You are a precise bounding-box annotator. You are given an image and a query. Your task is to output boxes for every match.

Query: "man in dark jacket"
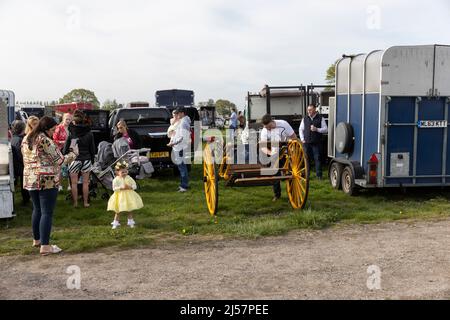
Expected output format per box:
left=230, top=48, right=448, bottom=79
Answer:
left=10, top=120, right=30, bottom=205
left=299, top=104, right=328, bottom=180
left=63, top=110, right=96, bottom=208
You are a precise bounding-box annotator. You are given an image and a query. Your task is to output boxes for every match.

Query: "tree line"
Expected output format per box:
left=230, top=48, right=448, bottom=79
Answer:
left=17, top=63, right=337, bottom=114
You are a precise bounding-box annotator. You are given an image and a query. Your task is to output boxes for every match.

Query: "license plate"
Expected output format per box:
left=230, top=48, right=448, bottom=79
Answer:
left=149, top=152, right=170, bottom=159
left=418, top=120, right=447, bottom=128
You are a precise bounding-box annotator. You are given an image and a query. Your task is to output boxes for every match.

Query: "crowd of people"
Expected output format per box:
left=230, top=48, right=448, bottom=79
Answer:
left=8, top=104, right=326, bottom=256
left=9, top=110, right=146, bottom=256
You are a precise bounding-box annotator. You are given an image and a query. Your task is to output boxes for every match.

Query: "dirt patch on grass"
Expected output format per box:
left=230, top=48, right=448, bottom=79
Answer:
left=0, top=218, right=449, bottom=300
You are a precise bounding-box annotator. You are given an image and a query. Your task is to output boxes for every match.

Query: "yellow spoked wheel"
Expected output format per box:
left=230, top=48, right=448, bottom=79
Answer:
left=284, top=140, right=309, bottom=209
left=218, top=156, right=230, bottom=180
left=203, top=144, right=218, bottom=216
left=218, top=143, right=231, bottom=180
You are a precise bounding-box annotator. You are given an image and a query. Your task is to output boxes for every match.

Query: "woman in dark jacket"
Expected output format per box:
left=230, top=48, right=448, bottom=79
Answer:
left=63, top=110, right=96, bottom=208
left=10, top=120, right=30, bottom=205
left=114, top=120, right=143, bottom=150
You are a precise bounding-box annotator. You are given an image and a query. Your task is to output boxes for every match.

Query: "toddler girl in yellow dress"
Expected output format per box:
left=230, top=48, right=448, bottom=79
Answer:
left=108, top=161, right=144, bottom=229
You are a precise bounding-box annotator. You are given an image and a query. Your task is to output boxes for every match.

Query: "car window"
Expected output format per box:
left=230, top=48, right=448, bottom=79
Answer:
left=116, top=109, right=170, bottom=126
left=109, top=110, right=116, bottom=128
left=84, top=111, right=109, bottom=129
left=165, top=107, right=199, bottom=123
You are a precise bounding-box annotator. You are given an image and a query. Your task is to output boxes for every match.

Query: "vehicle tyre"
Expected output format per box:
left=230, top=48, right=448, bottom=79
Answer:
left=329, top=162, right=344, bottom=190
left=341, top=166, right=358, bottom=196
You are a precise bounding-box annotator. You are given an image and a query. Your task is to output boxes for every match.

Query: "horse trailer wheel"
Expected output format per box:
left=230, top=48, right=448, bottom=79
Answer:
left=341, top=166, right=357, bottom=196
left=329, top=162, right=344, bottom=190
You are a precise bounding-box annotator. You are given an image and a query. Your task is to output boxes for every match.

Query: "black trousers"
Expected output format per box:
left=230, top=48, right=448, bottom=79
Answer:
left=273, top=157, right=286, bottom=198
left=304, top=143, right=323, bottom=178
left=15, top=175, right=30, bottom=204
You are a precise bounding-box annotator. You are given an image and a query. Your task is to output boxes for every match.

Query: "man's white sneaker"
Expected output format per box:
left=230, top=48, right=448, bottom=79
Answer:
left=127, top=219, right=136, bottom=228
left=178, top=187, right=188, bottom=193
left=111, top=221, right=120, bottom=229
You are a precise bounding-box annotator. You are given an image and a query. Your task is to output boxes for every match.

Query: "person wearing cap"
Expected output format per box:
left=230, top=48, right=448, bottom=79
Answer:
left=167, top=107, right=191, bottom=192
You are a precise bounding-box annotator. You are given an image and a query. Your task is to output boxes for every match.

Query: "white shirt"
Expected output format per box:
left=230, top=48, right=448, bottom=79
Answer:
left=170, top=116, right=191, bottom=152
left=260, top=120, right=295, bottom=143
left=260, top=120, right=296, bottom=155
left=299, top=114, right=328, bottom=143
left=237, top=125, right=251, bottom=145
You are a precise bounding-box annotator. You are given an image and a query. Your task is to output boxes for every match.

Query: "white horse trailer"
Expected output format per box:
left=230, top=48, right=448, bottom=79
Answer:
left=0, top=97, right=15, bottom=219
left=0, top=90, right=16, bottom=125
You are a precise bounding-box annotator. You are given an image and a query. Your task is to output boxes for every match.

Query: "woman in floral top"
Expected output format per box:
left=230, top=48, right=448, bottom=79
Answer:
left=22, top=116, right=76, bottom=256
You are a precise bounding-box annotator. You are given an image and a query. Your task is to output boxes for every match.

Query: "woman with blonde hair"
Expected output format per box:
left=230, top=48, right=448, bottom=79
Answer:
left=22, top=116, right=77, bottom=255
left=25, top=116, right=39, bottom=135
left=53, top=113, right=72, bottom=150
left=114, top=120, right=142, bottom=149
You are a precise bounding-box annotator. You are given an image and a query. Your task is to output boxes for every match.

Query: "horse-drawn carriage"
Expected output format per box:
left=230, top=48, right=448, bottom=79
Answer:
left=202, top=138, right=310, bottom=216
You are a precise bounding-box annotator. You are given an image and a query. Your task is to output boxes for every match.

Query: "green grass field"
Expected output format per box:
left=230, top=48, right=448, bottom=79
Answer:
left=1, top=165, right=450, bottom=256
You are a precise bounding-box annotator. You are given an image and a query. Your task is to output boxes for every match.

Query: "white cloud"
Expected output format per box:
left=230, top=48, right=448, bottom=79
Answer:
left=0, top=0, right=449, bottom=107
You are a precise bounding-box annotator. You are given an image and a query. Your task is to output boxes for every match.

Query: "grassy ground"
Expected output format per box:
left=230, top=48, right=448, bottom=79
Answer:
left=1, top=165, right=450, bottom=256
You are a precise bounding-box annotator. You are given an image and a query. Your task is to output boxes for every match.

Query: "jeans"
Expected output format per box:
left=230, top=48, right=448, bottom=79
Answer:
left=304, top=143, right=323, bottom=178
left=177, top=150, right=189, bottom=189
left=29, top=188, right=58, bottom=245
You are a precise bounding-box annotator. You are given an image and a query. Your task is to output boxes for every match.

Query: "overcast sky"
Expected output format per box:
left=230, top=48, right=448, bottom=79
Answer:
left=1, top=0, right=449, bottom=108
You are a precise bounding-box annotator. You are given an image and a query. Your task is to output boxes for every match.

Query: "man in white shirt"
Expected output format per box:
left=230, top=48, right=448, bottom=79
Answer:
left=260, top=114, right=297, bottom=201
left=168, top=107, right=191, bottom=192
left=299, top=104, right=328, bottom=180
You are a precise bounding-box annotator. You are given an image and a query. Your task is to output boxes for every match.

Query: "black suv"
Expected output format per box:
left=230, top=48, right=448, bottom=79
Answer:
left=109, top=107, right=173, bottom=170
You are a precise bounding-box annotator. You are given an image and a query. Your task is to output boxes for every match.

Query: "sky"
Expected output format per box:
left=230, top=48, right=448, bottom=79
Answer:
left=0, top=0, right=449, bottom=108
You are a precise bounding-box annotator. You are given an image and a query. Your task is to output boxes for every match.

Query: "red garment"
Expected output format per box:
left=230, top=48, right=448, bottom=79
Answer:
left=53, top=124, right=68, bottom=150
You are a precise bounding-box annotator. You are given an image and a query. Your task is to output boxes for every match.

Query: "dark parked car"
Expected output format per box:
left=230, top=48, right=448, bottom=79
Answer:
left=109, top=107, right=173, bottom=170
left=83, top=110, right=111, bottom=146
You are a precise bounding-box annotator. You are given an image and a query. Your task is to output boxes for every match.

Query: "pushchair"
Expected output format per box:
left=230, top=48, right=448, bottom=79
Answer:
left=66, top=140, right=153, bottom=202
left=91, top=139, right=153, bottom=197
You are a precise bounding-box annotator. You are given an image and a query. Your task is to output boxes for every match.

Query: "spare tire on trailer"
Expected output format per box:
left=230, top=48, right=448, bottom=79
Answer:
left=335, top=122, right=354, bottom=154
